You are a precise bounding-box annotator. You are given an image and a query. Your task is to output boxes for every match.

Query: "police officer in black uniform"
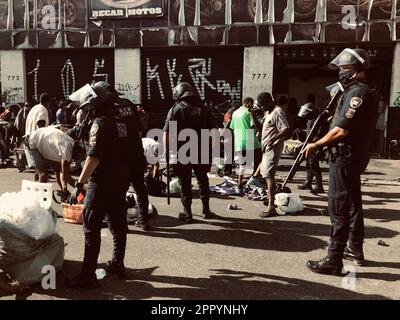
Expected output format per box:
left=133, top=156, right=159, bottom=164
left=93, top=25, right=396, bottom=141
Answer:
left=303, top=48, right=379, bottom=274
left=96, top=82, right=150, bottom=231
left=66, top=82, right=131, bottom=288
left=163, top=82, right=217, bottom=223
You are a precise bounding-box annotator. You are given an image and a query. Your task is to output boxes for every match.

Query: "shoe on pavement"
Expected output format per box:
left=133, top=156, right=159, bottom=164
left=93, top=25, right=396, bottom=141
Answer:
left=310, top=184, right=324, bottom=194
left=306, top=256, right=344, bottom=276
left=203, top=210, right=218, bottom=219
left=298, top=181, right=312, bottom=190
left=319, top=209, right=329, bottom=216
left=135, top=218, right=150, bottom=231
left=65, top=272, right=99, bottom=289
left=105, top=260, right=126, bottom=279
left=178, top=212, right=193, bottom=223
left=259, top=209, right=278, bottom=218
left=247, top=176, right=264, bottom=189
left=343, top=245, right=365, bottom=266
left=235, top=187, right=243, bottom=196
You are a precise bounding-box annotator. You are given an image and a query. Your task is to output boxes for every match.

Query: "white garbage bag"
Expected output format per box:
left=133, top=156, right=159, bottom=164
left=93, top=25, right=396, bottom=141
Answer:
left=275, top=193, right=304, bottom=215
left=0, top=191, right=56, bottom=240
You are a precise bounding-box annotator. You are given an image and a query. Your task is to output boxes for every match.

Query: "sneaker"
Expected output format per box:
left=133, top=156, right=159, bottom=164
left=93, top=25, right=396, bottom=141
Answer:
left=105, top=260, right=126, bottom=279
left=235, top=187, right=243, bottom=196
left=247, top=176, right=264, bottom=188
left=343, top=246, right=364, bottom=266
left=203, top=210, right=218, bottom=219
left=306, top=256, right=344, bottom=276
left=310, top=184, right=324, bottom=194
left=135, top=218, right=150, bottom=231
left=178, top=212, right=193, bottom=223
left=65, top=272, right=99, bottom=289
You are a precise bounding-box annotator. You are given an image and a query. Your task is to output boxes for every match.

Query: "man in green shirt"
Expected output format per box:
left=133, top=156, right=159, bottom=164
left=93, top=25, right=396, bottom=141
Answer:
left=230, top=97, right=262, bottom=195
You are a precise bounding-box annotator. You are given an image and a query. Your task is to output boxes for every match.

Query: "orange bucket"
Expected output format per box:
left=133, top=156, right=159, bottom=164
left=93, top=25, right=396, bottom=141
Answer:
left=62, top=203, right=84, bottom=224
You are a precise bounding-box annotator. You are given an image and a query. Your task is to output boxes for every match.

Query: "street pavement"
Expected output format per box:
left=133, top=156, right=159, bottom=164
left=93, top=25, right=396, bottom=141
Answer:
left=0, top=157, right=399, bottom=300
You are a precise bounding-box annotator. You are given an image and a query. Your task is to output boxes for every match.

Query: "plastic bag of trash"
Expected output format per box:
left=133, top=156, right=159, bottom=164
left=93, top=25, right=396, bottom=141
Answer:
left=0, top=219, right=64, bottom=285
left=169, top=178, right=181, bottom=195
left=126, top=192, right=158, bottom=224
left=0, top=192, right=56, bottom=240
left=275, top=193, right=304, bottom=215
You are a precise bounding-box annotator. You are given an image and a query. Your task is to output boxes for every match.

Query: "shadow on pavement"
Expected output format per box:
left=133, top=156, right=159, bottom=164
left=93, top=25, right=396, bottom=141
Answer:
left=362, top=191, right=400, bottom=199
left=277, top=164, right=385, bottom=176
left=7, top=262, right=389, bottom=300
left=354, top=272, right=400, bottom=282
left=364, top=208, right=400, bottom=222
left=299, top=194, right=400, bottom=206
left=131, top=215, right=398, bottom=252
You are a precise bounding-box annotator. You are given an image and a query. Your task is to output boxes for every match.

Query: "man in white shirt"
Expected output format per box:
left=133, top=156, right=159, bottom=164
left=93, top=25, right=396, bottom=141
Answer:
left=25, top=93, right=50, bottom=136
left=142, top=137, right=162, bottom=178
left=28, top=126, right=80, bottom=195
left=24, top=93, right=51, bottom=170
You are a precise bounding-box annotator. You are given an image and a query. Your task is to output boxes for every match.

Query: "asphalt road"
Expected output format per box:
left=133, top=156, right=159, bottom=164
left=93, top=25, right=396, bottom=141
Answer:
left=0, top=158, right=399, bottom=300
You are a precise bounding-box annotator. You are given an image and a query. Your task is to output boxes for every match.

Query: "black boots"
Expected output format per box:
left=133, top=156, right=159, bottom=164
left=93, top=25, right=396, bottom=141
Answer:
left=311, top=182, right=324, bottom=194
left=178, top=201, right=216, bottom=222
left=135, top=215, right=150, bottom=231
left=65, top=272, right=99, bottom=289
left=298, top=181, right=312, bottom=190
left=343, top=245, right=365, bottom=266
left=178, top=207, right=193, bottom=223
left=105, top=260, right=126, bottom=278
left=298, top=181, right=325, bottom=193
left=306, top=255, right=344, bottom=276
left=202, top=200, right=217, bottom=219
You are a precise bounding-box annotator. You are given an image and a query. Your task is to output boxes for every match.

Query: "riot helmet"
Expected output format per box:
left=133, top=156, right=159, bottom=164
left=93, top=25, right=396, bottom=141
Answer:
left=69, top=84, right=97, bottom=109
left=325, top=82, right=344, bottom=97
left=93, top=81, right=123, bottom=97
left=172, top=82, right=195, bottom=101
left=69, top=82, right=115, bottom=115
left=328, top=48, right=370, bottom=71
left=297, top=103, right=316, bottom=119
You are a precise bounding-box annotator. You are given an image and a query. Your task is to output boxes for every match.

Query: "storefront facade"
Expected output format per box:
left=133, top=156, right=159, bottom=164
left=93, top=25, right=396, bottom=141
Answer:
left=0, top=0, right=399, bottom=155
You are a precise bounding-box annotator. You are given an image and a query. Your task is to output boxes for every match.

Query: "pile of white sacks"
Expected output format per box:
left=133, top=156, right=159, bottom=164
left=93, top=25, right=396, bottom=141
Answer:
left=0, top=187, right=64, bottom=286
left=0, top=191, right=57, bottom=240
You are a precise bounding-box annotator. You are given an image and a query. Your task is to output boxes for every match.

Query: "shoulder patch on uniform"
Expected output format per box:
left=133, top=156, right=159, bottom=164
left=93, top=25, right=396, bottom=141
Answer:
left=89, top=136, right=97, bottom=146
left=350, top=97, right=363, bottom=109
left=90, top=123, right=99, bottom=135
left=346, top=108, right=356, bottom=119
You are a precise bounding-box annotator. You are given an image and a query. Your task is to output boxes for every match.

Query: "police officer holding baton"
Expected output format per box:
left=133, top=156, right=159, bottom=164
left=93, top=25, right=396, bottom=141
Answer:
left=303, top=48, right=379, bottom=275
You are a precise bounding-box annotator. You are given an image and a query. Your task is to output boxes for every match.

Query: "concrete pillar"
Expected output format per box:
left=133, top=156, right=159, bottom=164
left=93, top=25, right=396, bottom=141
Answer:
left=390, top=43, right=400, bottom=107
left=114, top=49, right=141, bottom=104
left=242, top=46, right=274, bottom=100
left=0, top=50, right=26, bottom=105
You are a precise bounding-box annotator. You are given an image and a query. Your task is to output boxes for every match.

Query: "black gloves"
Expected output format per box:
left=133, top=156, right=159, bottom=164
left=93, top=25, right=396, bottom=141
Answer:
left=70, top=182, right=84, bottom=205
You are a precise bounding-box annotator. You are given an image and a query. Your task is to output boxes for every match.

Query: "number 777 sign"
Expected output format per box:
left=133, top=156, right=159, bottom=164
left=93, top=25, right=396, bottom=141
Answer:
left=243, top=47, right=274, bottom=100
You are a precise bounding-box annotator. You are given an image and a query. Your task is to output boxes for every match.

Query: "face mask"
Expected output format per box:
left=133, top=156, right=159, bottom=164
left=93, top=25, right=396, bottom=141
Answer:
left=339, top=70, right=355, bottom=84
